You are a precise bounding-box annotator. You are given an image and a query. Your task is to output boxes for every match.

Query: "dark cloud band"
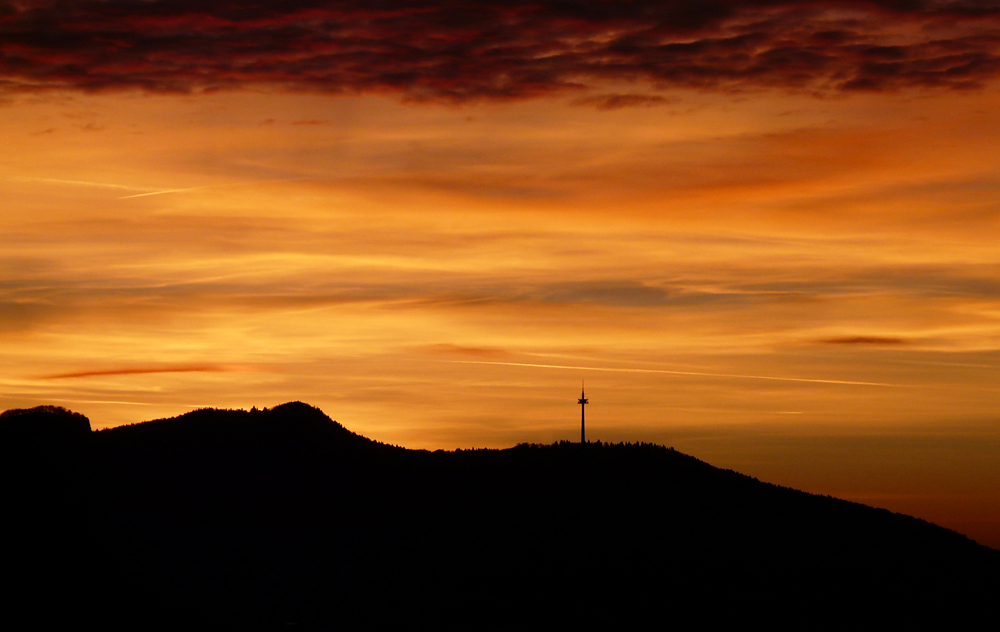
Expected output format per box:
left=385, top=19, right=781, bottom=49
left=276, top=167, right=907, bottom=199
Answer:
left=2, top=1, right=1000, bottom=100
left=816, top=336, right=910, bottom=346
left=39, top=364, right=245, bottom=379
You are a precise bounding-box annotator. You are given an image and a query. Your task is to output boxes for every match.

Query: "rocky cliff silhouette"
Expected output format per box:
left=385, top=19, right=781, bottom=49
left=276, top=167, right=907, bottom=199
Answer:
left=2, top=401, right=997, bottom=627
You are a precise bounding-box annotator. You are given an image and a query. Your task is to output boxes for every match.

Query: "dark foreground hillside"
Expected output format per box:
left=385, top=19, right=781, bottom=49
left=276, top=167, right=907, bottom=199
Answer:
left=3, top=402, right=998, bottom=627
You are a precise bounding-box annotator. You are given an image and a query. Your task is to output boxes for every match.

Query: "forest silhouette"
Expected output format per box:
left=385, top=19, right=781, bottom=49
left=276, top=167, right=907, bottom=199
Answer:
left=2, top=401, right=997, bottom=627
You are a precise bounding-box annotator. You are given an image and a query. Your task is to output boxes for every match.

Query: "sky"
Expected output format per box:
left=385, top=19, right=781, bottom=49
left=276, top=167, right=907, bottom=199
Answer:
left=2, top=1, right=1000, bottom=546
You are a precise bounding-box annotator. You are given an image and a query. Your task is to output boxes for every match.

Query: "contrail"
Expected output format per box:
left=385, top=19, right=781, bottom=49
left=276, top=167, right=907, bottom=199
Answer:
left=447, top=360, right=905, bottom=387
left=118, top=177, right=304, bottom=199
left=11, top=174, right=289, bottom=199
left=118, top=185, right=215, bottom=199
left=14, top=176, right=145, bottom=192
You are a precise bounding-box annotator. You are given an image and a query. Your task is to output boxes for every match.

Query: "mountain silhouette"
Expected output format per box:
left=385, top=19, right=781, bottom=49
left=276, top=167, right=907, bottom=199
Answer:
left=2, top=402, right=997, bottom=627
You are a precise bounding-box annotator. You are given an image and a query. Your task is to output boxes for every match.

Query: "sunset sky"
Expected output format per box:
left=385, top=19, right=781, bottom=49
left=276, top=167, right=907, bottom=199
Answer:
left=2, top=1, right=999, bottom=546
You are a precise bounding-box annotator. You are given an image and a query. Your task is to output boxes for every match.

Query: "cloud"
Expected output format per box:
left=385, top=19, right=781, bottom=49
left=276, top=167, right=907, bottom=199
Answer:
left=39, top=363, right=250, bottom=379
left=522, top=280, right=747, bottom=308
left=2, top=1, right=999, bottom=102
left=815, top=336, right=910, bottom=346
left=424, top=343, right=511, bottom=358
left=572, top=93, right=673, bottom=110
left=0, top=300, right=48, bottom=333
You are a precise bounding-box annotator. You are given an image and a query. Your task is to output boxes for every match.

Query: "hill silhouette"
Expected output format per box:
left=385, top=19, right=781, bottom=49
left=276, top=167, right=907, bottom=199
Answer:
left=2, top=401, right=997, bottom=627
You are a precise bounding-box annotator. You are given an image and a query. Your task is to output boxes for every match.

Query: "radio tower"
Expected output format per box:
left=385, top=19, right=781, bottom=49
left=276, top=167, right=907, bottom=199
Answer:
left=578, top=382, right=588, bottom=443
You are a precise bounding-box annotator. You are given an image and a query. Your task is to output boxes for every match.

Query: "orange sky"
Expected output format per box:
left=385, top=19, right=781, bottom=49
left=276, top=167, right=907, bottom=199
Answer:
left=2, top=1, right=999, bottom=547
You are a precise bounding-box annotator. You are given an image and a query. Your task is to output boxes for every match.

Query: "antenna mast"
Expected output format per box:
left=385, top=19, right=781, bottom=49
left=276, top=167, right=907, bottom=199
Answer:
left=578, top=381, right=588, bottom=443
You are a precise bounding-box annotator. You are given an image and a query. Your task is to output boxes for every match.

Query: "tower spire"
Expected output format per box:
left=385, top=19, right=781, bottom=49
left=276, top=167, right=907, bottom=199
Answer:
left=578, top=381, right=588, bottom=443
